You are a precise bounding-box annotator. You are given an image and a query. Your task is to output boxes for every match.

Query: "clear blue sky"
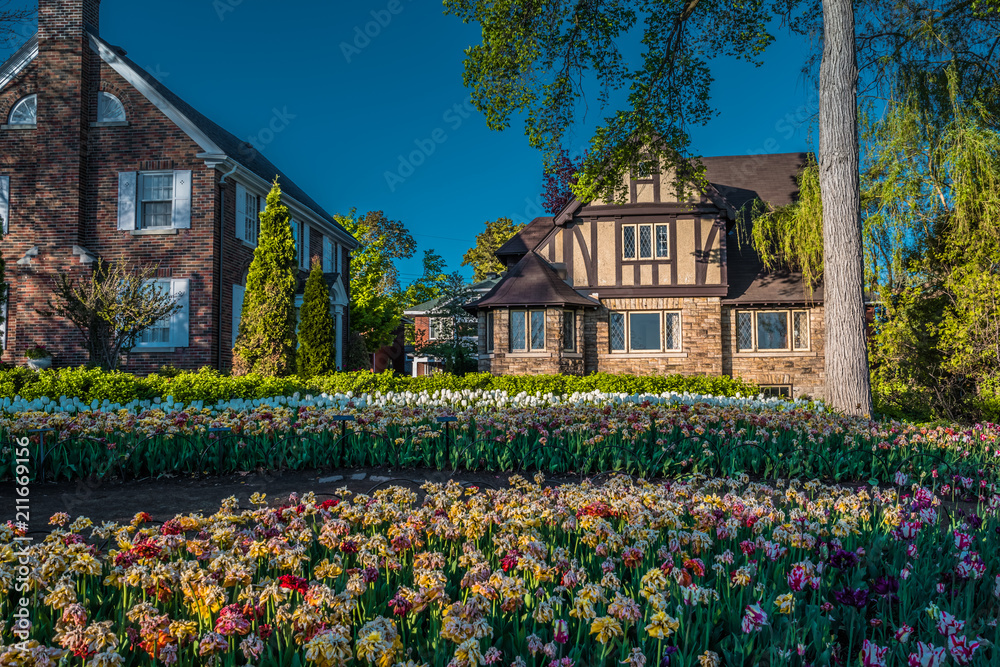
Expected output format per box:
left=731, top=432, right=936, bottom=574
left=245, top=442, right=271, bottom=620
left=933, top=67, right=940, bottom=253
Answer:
left=4, top=1, right=818, bottom=282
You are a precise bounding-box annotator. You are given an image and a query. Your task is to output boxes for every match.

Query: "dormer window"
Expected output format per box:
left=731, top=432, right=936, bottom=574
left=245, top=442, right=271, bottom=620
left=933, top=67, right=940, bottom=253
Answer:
left=97, top=92, right=126, bottom=123
left=8, top=95, right=36, bottom=126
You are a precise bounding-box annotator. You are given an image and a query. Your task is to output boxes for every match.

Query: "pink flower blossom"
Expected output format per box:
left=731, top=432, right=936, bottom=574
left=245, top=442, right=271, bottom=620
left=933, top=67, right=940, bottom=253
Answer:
left=741, top=603, right=768, bottom=633
left=907, top=643, right=947, bottom=667
left=936, top=611, right=965, bottom=637
left=947, top=636, right=981, bottom=665
left=861, top=640, right=888, bottom=667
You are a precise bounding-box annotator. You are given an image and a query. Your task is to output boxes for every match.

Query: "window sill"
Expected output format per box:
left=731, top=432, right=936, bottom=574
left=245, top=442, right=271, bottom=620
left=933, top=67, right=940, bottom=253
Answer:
left=133, top=347, right=176, bottom=353
left=131, top=228, right=179, bottom=236
left=91, top=121, right=129, bottom=128
left=238, top=239, right=258, bottom=249
left=1, top=124, right=35, bottom=130
left=604, top=351, right=687, bottom=358
left=734, top=351, right=816, bottom=357
left=562, top=352, right=583, bottom=358
left=505, top=352, right=553, bottom=358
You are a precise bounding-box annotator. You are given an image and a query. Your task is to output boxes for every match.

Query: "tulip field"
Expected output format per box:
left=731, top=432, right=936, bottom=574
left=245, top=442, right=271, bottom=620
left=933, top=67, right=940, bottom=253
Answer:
left=1, top=390, right=999, bottom=486
left=2, top=389, right=1000, bottom=665
left=2, top=473, right=1000, bottom=666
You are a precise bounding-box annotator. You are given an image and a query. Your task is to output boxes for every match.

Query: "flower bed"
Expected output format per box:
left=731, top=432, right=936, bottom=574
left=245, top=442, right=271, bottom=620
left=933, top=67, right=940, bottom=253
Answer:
left=2, top=395, right=999, bottom=485
left=2, top=475, right=998, bottom=666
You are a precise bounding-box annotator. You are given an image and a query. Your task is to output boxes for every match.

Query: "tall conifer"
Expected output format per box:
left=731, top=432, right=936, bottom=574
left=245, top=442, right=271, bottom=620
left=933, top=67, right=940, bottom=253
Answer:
left=233, top=181, right=298, bottom=376
left=297, top=262, right=337, bottom=378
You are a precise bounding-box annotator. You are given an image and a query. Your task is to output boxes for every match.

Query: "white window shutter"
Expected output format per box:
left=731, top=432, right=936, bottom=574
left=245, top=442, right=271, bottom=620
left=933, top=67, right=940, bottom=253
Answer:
left=302, top=223, right=310, bottom=269
left=232, top=284, right=245, bottom=348
left=0, top=176, right=9, bottom=234
left=291, top=219, right=299, bottom=257
left=335, top=242, right=340, bottom=273
left=117, top=172, right=137, bottom=230
left=170, top=278, right=190, bottom=347
left=235, top=183, right=247, bottom=242
left=323, top=236, right=332, bottom=272
left=172, top=170, right=192, bottom=228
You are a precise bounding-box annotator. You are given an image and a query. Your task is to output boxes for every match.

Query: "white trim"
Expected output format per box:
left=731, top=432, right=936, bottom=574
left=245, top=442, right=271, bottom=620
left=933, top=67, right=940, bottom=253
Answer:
left=87, top=32, right=358, bottom=250
left=220, top=162, right=358, bottom=248
left=329, top=278, right=348, bottom=306
left=0, top=36, right=37, bottom=92
left=89, top=34, right=223, bottom=155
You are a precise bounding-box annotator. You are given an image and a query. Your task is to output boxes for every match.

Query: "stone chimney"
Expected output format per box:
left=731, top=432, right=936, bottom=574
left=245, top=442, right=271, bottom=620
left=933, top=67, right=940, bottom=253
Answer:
left=34, top=0, right=101, bottom=249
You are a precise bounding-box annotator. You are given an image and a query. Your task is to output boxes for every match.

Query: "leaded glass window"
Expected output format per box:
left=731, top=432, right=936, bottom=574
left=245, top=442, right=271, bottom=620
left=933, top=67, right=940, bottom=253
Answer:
left=510, top=311, right=527, bottom=351
left=609, top=313, right=626, bottom=351
left=793, top=311, right=809, bottom=350
left=563, top=311, right=575, bottom=351
left=737, top=312, right=754, bottom=351
left=622, top=226, right=636, bottom=260
left=530, top=310, right=545, bottom=350
left=655, top=224, right=669, bottom=258
left=486, top=312, right=495, bottom=353
left=664, top=312, right=681, bottom=350
left=639, top=225, right=652, bottom=259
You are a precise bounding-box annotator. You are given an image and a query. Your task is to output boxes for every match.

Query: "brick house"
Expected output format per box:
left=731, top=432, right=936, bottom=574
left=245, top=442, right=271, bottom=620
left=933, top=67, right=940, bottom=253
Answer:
left=0, top=0, right=358, bottom=373
left=467, top=153, right=827, bottom=399
left=403, top=276, right=499, bottom=376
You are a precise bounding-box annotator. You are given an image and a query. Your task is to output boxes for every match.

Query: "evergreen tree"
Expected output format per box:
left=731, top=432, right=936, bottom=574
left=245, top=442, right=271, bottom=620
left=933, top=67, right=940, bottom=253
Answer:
left=297, top=261, right=337, bottom=378
left=233, top=180, right=298, bottom=377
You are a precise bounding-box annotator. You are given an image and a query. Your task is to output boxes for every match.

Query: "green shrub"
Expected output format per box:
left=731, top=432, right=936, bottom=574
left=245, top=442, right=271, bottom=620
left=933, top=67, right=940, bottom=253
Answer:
left=0, top=367, right=762, bottom=404
left=297, top=263, right=337, bottom=379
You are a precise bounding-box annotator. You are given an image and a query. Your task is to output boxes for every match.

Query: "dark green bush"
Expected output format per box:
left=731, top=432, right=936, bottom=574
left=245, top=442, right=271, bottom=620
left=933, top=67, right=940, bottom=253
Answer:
left=0, top=366, right=762, bottom=404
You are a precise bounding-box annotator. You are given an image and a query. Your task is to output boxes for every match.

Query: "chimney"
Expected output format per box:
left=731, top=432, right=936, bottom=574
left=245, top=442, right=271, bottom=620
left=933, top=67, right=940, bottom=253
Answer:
left=34, top=0, right=101, bottom=250
left=38, top=0, right=100, bottom=39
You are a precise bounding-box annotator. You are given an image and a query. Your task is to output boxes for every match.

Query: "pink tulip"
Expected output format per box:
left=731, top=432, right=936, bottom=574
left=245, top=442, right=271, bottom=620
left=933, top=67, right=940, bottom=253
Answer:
left=907, top=642, right=947, bottom=667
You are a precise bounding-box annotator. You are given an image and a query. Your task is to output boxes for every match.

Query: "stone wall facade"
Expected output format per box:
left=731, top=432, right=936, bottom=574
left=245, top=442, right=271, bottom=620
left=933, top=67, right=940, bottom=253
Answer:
left=721, top=304, right=826, bottom=399
left=592, top=297, right=723, bottom=376
left=478, top=298, right=827, bottom=399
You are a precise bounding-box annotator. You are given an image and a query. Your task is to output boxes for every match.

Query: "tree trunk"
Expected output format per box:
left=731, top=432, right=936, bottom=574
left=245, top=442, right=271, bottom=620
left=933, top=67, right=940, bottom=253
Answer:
left=819, top=0, right=874, bottom=417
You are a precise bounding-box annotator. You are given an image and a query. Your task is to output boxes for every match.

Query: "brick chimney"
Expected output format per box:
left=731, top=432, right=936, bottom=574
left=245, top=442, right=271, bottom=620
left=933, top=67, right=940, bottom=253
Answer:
left=38, top=0, right=100, bottom=40
left=34, top=0, right=101, bottom=249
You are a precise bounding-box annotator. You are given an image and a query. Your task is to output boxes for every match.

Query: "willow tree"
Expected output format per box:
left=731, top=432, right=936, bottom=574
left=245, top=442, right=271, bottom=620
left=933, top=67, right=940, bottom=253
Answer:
left=444, top=0, right=873, bottom=415
left=866, top=79, right=1000, bottom=419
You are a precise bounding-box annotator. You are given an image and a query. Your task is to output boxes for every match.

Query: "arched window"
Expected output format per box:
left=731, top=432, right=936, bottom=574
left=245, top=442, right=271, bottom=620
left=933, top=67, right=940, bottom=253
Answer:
left=8, top=94, right=36, bottom=125
left=97, top=92, right=126, bottom=123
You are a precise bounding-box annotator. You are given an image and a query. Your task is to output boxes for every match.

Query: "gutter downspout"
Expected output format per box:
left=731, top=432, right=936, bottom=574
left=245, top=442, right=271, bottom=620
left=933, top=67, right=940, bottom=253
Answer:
left=217, top=163, right=239, bottom=371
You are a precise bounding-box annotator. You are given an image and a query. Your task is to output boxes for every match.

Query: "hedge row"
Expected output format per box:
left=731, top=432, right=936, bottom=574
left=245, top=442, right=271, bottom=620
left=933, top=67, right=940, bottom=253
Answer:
left=0, top=366, right=762, bottom=404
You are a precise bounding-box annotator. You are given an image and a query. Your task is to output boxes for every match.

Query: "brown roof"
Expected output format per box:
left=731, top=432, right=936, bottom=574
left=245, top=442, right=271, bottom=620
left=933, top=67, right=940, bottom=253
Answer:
left=468, top=253, right=601, bottom=309
left=700, top=152, right=809, bottom=213
left=724, top=239, right=823, bottom=304
left=496, top=217, right=555, bottom=258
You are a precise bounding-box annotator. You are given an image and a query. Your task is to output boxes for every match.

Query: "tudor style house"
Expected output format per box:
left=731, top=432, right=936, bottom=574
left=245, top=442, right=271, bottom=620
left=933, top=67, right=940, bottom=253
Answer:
left=467, top=153, right=826, bottom=399
left=0, top=0, right=358, bottom=372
